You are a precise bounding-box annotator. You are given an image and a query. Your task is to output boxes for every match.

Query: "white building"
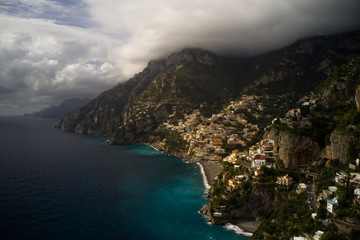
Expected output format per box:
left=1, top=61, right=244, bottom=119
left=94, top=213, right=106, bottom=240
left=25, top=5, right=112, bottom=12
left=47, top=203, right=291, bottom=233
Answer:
left=354, top=188, right=360, bottom=200
left=327, top=198, right=338, bottom=214
left=296, top=183, right=307, bottom=194
left=313, top=230, right=324, bottom=240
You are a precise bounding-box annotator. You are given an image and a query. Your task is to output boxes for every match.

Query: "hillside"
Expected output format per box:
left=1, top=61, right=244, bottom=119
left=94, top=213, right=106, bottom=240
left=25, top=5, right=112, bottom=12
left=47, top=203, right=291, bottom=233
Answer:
left=58, top=30, right=360, bottom=143
left=57, top=30, right=360, bottom=238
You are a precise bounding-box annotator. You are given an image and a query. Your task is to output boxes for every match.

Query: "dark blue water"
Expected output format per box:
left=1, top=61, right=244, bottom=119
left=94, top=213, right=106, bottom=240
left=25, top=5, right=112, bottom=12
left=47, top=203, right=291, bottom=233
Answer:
left=0, top=116, right=246, bottom=240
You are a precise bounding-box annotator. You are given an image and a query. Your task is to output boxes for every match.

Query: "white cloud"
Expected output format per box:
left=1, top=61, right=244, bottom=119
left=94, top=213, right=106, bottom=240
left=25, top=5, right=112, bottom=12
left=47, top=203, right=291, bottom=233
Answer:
left=0, top=14, right=127, bottom=114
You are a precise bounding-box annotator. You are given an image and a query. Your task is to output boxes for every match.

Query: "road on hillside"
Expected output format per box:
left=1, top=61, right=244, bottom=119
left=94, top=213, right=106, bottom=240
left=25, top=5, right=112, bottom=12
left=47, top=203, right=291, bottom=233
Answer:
left=307, top=176, right=317, bottom=211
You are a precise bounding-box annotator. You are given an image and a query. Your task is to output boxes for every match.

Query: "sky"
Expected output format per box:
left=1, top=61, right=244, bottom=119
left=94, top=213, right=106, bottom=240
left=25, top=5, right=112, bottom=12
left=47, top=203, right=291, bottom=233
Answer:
left=1, top=0, right=360, bottom=115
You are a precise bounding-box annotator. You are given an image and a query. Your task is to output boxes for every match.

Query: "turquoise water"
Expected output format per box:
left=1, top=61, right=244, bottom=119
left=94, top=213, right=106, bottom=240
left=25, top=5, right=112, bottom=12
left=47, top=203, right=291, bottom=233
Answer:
left=0, top=116, right=247, bottom=240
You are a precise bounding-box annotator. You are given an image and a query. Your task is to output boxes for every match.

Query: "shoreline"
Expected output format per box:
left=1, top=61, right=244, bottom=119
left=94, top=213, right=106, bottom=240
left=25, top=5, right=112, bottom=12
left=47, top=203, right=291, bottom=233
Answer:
left=196, top=162, right=211, bottom=192
left=224, top=223, right=254, bottom=237
left=145, top=143, right=163, bottom=152
left=198, top=160, right=223, bottom=185
left=231, top=219, right=261, bottom=235
left=145, top=144, right=258, bottom=236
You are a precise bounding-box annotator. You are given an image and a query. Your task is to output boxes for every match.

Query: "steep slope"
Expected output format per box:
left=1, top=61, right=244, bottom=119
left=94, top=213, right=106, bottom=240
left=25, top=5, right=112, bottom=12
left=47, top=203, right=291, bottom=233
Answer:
left=265, top=57, right=360, bottom=168
left=59, top=58, right=167, bottom=134
left=59, top=49, right=252, bottom=137
left=59, top=31, right=360, bottom=143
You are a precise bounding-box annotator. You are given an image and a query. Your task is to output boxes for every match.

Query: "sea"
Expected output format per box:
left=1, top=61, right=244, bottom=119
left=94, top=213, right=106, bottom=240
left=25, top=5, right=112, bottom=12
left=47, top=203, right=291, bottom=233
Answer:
left=0, top=116, right=248, bottom=240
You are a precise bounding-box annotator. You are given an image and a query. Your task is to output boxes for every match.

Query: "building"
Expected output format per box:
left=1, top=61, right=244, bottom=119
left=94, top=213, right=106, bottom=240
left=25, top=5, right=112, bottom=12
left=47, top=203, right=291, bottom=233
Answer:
left=277, top=174, right=293, bottom=186
left=228, top=179, right=240, bottom=190
left=354, top=188, right=360, bottom=200
left=251, top=154, right=266, bottom=168
left=328, top=186, right=337, bottom=194
left=350, top=172, right=360, bottom=185
left=234, top=174, right=248, bottom=181
left=327, top=198, right=338, bottom=214
left=296, top=183, right=307, bottom=194
left=334, top=172, right=346, bottom=184
left=290, top=237, right=306, bottom=240
left=223, top=150, right=239, bottom=164
left=313, top=230, right=324, bottom=240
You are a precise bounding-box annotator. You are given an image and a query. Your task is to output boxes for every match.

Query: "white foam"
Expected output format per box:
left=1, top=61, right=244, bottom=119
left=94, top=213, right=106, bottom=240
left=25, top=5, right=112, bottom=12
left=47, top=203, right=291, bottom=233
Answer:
left=198, top=211, right=212, bottom=225
left=197, top=162, right=211, bottom=193
left=145, top=144, right=160, bottom=152
left=223, top=223, right=253, bottom=237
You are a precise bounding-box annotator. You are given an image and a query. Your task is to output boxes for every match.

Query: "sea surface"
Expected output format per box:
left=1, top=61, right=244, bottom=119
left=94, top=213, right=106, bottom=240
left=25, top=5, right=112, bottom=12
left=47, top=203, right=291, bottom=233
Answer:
left=0, top=116, right=247, bottom=240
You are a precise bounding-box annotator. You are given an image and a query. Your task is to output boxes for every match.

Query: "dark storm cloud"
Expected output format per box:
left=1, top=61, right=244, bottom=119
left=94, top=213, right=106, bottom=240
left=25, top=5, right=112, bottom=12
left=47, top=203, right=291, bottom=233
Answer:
left=1, top=0, right=360, bottom=114
left=86, top=0, right=360, bottom=57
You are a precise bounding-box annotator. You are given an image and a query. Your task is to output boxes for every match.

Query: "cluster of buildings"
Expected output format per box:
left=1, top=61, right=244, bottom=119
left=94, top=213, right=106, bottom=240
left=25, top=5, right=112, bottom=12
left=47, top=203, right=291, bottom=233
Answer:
left=270, top=107, right=311, bottom=129
left=163, top=96, right=263, bottom=162
left=245, top=139, right=276, bottom=169
left=317, top=167, right=360, bottom=215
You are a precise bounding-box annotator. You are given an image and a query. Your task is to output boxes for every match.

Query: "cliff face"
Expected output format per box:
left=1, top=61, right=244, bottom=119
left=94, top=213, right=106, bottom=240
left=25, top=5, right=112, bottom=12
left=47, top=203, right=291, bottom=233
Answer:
left=265, top=57, right=360, bottom=167
left=265, top=128, right=321, bottom=169
left=330, top=130, right=357, bottom=163
left=227, top=186, right=288, bottom=221
left=201, top=184, right=289, bottom=224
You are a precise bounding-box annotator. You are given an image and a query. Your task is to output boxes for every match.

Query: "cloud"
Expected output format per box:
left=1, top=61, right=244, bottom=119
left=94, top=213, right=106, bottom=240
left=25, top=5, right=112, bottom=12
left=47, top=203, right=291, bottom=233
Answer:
left=88, top=0, right=360, bottom=56
left=0, top=15, right=124, bottom=114
left=1, top=0, right=360, bottom=115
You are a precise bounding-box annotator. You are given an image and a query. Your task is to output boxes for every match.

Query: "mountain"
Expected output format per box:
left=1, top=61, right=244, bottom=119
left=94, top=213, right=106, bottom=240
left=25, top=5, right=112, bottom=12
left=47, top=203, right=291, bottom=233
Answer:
left=26, top=98, right=90, bottom=119
left=58, top=30, right=360, bottom=143
left=250, top=57, right=360, bottom=239
left=265, top=57, right=360, bottom=168
left=57, top=30, right=360, bottom=238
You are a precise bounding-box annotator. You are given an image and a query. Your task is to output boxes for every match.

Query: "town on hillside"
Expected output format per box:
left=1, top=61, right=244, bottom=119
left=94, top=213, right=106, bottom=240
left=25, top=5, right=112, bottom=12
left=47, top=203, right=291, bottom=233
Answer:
left=159, top=93, right=360, bottom=239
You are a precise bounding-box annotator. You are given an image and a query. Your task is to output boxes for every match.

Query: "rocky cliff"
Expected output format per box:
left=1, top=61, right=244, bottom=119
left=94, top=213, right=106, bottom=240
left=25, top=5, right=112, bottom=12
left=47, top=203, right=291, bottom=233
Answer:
left=200, top=183, right=289, bottom=225
left=265, top=57, right=360, bottom=167
left=265, top=128, right=321, bottom=169
left=330, top=130, right=357, bottom=163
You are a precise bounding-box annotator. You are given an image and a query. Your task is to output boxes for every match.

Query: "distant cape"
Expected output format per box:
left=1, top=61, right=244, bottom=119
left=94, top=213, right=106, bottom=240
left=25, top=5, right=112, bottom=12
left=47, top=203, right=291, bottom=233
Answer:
left=25, top=98, right=90, bottom=119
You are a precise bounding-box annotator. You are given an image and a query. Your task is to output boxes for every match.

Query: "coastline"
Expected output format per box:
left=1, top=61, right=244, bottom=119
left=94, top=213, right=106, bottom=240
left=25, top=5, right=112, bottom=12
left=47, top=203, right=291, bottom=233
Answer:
left=196, top=162, right=211, bottom=192
left=224, top=223, right=254, bottom=237
left=145, top=143, right=163, bottom=152
left=230, top=219, right=261, bottom=235
left=146, top=143, right=257, bottom=237
left=198, top=160, right=223, bottom=185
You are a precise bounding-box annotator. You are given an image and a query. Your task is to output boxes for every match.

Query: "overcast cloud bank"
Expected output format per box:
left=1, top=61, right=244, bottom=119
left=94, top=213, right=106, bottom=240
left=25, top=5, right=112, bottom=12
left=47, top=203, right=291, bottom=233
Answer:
left=1, top=0, right=360, bottom=115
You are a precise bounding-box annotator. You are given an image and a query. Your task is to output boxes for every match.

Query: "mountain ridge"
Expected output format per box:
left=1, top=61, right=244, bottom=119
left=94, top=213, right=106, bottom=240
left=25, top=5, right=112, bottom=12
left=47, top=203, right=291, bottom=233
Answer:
left=25, top=98, right=90, bottom=119
left=58, top=30, right=360, bottom=143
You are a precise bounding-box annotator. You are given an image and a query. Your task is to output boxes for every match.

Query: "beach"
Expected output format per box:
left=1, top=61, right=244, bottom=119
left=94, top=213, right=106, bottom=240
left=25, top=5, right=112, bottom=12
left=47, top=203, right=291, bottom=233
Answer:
left=198, top=159, right=261, bottom=235
left=198, top=160, right=223, bottom=184
left=147, top=144, right=259, bottom=236
left=232, top=219, right=261, bottom=233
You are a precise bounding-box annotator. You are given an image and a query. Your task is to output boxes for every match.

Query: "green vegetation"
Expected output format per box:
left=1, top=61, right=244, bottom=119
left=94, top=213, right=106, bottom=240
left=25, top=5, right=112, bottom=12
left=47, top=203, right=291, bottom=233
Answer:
left=163, top=130, right=187, bottom=152
left=251, top=192, right=318, bottom=240
left=314, top=57, right=360, bottom=97
left=210, top=162, right=251, bottom=209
